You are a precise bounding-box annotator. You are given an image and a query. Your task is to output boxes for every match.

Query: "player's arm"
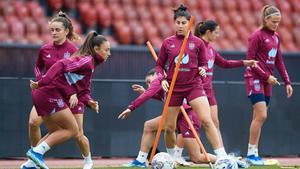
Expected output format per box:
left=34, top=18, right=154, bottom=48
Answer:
left=118, top=78, right=163, bottom=119
left=34, top=49, right=45, bottom=81
left=275, top=42, right=293, bottom=98
left=34, top=61, right=64, bottom=88
left=215, top=52, right=244, bottom=68
left=155, top=41, right=168, bottom=78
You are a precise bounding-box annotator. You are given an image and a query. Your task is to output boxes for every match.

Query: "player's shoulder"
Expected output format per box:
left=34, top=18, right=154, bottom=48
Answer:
left=163, top=35, right=177, bottom=43
left=248, top=28, right=265, bottom=42
left=40, top=42, right=53, bottom=50
left=274, top=31, right=280, bottom=39
left=65, top=40, right=78, bottom=50
left=191, top=35, right=205, bottom=44
left=251, top=28, right=264, bottom=37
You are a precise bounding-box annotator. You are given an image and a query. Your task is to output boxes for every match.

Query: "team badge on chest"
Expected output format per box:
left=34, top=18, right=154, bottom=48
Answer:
left=57, top=99, right=64, bottom=108
left=189, top=42, right=195, bottom=50
left=64, top=52, right=70, bottom=58
left=253, top=80, right=260, bottom=91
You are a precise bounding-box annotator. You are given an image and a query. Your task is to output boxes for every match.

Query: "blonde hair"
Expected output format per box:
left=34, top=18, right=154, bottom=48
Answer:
left=49, top=11, right=80, bottom=42
left=261, top=5, right=281, bottom=26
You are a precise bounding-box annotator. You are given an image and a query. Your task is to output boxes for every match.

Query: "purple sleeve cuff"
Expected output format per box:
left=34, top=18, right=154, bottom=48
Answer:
left=128, top=105, right=135, bottom=111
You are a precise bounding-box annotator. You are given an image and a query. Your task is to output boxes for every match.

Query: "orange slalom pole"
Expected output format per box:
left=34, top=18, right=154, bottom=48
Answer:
left=146, top=41, right=211, bottom=164
left=146, top=41, right=158, bottom=61
left=179, top=107, right=211, bottom=163
left=149, top=16, right=195, bottom=162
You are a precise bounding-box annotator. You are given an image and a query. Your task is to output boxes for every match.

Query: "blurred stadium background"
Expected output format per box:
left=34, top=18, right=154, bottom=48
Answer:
left=1, top=0, right=300, bottom=50
left=0, top=0, right=299, bottom=160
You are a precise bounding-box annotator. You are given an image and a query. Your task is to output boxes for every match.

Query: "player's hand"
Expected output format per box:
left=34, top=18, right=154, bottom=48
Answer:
left=267, top=75, right=280, bottom=85
left=243, top=60, right=258, bottom=68
left=132, top=84, right=145, bottom=94
left=161, top=80, right=169, bottom=92
left=286, top=84, right=293, bottom=98
left=118, top=108, right=132, bottom=119
left=69, top=94, right=78, bottom=108
left=30, top=80, right=39, bottom=89
left=198, top=67, right=206, bottom=77
left=88, top=100, right=99, bottom=113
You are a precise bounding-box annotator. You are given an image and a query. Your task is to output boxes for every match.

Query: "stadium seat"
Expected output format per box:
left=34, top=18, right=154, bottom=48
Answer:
left=124, top=5, right=137, bottom=21
left=97, top=6, right=112, bottom=28
left=132, top=25, right=146, bottom=45
left=116, top=24, right=132, bottom=45
left=0, top=0, right=299, bottom=50
left=64, top=0, right=76, bottom=10
left=46, top=0, right=63, bottom=11
left=134, top=0, right=146, bottom=7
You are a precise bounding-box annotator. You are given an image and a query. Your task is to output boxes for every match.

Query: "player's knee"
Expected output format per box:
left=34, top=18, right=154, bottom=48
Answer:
left=201, top=118, right=214, bottom=130
left=70, top=124, right=80, bottom=138
left=164, top=124, right=176, bottom=134
left=75, top=132, right=85, bottom=141
left=255, top=112, right=267, bottom=123
left=29, top=117, right=42, bottom=128
left=143, top=121, right=152, bottom=132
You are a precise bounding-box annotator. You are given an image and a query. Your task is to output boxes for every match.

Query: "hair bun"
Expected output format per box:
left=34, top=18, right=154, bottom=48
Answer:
left=57, top=11, right=67, bottom=18
left=178, top=4, right=187, bottom=11
left=93, top=31, right=98, bottom=37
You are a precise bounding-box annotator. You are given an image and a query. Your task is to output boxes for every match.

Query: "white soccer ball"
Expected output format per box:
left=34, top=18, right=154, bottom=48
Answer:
left=151, top=152, right=175, bottom=169
left=214, top=156, right=238, bottom=169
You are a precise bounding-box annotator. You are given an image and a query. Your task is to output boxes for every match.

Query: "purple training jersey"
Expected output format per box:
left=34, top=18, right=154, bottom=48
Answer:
left=244, top=28, right=291, bottom=85
left=34, top=40, right=77, bottom=80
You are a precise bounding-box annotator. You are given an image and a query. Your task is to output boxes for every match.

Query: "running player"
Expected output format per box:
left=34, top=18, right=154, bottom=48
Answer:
left=26, top=31, right=110, bottom=169
left=20, top=11, right=96, bottom=169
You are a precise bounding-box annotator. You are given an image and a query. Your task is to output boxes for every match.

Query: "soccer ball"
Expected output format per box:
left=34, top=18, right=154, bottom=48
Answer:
left=214, top=156, right=238, bottom=169
left=151, top=152, right=175, bottom=169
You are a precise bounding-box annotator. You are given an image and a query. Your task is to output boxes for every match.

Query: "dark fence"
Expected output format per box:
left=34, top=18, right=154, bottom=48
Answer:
left=0, top=45, right=299, bottom=158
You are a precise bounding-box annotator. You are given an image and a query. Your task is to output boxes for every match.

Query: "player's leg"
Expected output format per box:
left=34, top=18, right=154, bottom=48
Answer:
left=123, top=116, right=162, bottom=167
left=28, top=106, right=43, bottom=147
left=184, top=137, right=217, bottom=163
left=189, top=96, right=226, bottom=158
left=246, top=94, right=268, bottom=165
left=73, top=113, right=93, bottom=169
left=164, top=106, right=180, bottom=157
left=21, top=106, right=43, bottom=169
left=173, top=134, right=190, bottom=166
left=27, top=108, right=78, bottom=169
left=210, top=105, right=224, bottom=147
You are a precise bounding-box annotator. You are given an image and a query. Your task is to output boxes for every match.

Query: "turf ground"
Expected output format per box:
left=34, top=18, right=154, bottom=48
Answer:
left=1, top=157, right=299, bottom=169
left=48, top=166, right=296, bottom=169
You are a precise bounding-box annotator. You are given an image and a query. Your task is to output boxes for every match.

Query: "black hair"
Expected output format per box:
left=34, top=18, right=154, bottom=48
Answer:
left=194, top=20, right=219, bottom=37
left=173, top=4, right=191, bottom=21
left=146, top=68, right=156, bottom=77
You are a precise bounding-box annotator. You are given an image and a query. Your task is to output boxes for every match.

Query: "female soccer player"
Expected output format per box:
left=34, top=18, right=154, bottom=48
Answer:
left=21, top=11, right=96, bottom=169
left=156, top=4, right=227, bottom=159
left=26, top=31, right=110, bottom=169
left=244, top=5, right=293, bottom=165
left=194, top=20, right=258, bottom=146
left=118, top=69, right=217, bottom=167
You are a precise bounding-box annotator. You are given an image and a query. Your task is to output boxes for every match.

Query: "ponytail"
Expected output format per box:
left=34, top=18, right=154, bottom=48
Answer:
left=194, top=20, right=218, bottom=37
left=50, top=11, right=80, bottom=42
